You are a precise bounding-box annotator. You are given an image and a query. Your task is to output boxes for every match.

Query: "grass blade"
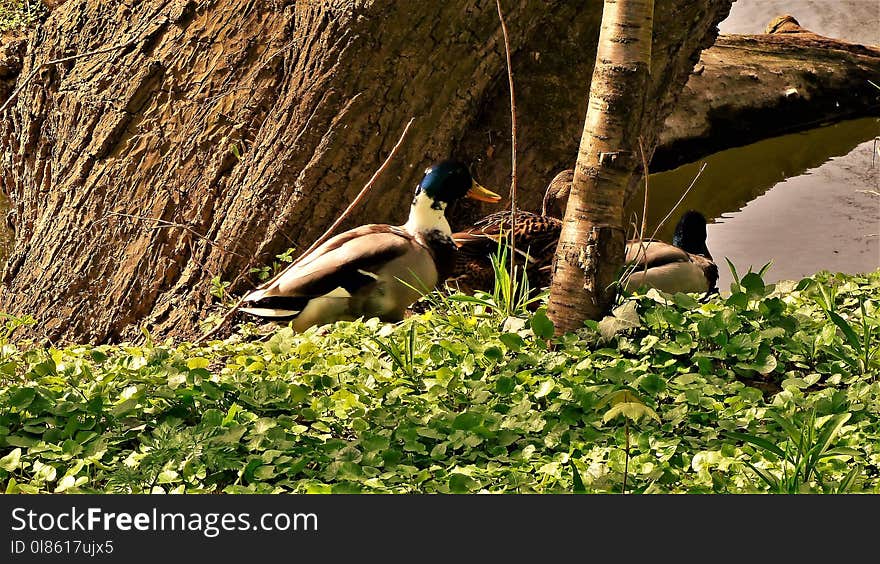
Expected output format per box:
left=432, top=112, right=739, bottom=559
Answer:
left=827, top=311, right=862, bottom=352
left=570, top=460, right=586, bottom=493
left=726, top=431, right=786, bottom=459
left=745, top=462, right=780, bottom=491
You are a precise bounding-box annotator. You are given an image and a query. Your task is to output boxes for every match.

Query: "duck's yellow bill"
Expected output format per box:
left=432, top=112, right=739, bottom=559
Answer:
left=467, top=180, right=502, bottom=203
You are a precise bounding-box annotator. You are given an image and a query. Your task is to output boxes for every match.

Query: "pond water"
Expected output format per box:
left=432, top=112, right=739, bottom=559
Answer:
left=629, top=1, right=880, bottom=291
left=635, top=118, right=880, bottom=290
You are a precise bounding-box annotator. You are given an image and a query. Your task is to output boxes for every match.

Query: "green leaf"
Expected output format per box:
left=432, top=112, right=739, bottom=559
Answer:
left=32, top=361, right=56, bottom=377
left=597, top=302, right=641, bottom=340
left=254, top=465, right=276, bottom=480
left=54, top=475, right=77, bottom=493
left=9, top=387, right=36, bottom=409
left=736, top=354, right=777, bottom=375
left=5, top=435, right=38, bottom=448
left=673, top=293, right=699, bottom=310
left=448, top=473, right=480, bottom=493
left=495, top=376, right=515, bottom=394
left=483, top=346, right=503, bottom=361
left=826, top=311, right=861, bottom=351
left=187, top=357, right=210, bottom=370
left=111, top=398, right=139, bottom=417
left=0, top=447, right=21, bottom=471
left=61, top=440, right=82, bottom=457
left=741, top=272, right=766, bottom=296
left=157, top=469, right=179, bottom=484
left=89, top=350, right=108, bottom=363
left=499, top=333, right=525, bottom=352
left=726, top=292, right=748, bottom=309
left=809, top=413, right=851, bottom=465
left=530, top=309, right=555, bottom=339
left=201, top=380, right=223, bottom=400
left=223, top=403, right=242, bottom=426
left=603, top=402, right=660, bottom=424
left=638, top=374, right=666, bottom=395
left=726, top=431, right=785, bottom=458
left=452, top=411, right=483, bottom=431
left=534, top=380, right=554, bottom=398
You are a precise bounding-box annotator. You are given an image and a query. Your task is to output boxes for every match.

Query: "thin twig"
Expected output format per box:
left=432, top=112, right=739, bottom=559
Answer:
left=496, top=0, right=518, bottom=296
left=0, top=35, right=142, bottom=115
left=259, top=116, right=415, bottom=289
left=101, top=212, right=245, bottom=258
left=647, top=161, right=707, bottom=244
left=621, top=162, right=707, bottom=285
left=631, top=138, right=652, bottom=282
left=194, top=117, right=416, bottom=344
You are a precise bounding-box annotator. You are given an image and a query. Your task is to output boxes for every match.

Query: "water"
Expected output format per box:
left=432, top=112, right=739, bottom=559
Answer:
left=719, top=0, right=880, bottom=46
left=630, top=1, right=880, bottom=291
left=637, top=118, right=880, bottom=290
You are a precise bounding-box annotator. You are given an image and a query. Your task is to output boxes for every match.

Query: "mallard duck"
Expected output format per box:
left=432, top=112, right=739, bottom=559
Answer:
left=449, top=169, right=717, bottom=296
left=240, top=160, right=501, bottom=331
left=447, top=170, right=572, bottom=294
left=622, top=210, right=718, bottom=295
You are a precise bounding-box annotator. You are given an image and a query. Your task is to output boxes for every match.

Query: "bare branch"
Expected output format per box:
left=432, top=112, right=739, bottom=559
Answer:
left=496, top=0, right=518, bottom=294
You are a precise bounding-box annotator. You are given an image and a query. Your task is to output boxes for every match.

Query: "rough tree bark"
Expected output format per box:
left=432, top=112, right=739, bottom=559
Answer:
left=546, top=0, right=654, bottom=335
left=0, top=0, right=732, bottom=343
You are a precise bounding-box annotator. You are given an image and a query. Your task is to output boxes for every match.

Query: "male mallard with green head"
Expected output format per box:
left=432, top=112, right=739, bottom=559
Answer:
left=241, top=160, right=501, bottom=331
left=623, top=210, right=718, bottom=294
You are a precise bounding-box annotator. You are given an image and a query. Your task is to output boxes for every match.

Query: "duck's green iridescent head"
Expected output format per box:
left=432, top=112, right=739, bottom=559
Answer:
left=415, top=160, right=501, bottom=207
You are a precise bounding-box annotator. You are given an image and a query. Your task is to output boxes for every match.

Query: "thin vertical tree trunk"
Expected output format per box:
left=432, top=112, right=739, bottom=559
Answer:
left=546, top=0, right=654, bottom=335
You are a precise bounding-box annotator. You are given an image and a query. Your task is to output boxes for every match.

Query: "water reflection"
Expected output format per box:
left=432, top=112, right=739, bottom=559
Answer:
left=632, top=117, right=879, bottom=289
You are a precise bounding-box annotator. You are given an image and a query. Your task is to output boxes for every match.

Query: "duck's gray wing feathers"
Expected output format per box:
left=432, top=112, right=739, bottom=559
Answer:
left=626, top=241, right=691, bottom=269
left=244, top=225, right=418, bottom=309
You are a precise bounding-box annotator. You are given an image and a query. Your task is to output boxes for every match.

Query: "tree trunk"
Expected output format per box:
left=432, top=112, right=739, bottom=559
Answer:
left=546, top=0, right=654, bottom=335
left=0, top=0, right=732, bottom=343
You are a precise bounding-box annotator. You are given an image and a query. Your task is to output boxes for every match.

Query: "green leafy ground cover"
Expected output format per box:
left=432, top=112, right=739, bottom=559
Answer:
left=0, top=0, right=44, bottom=32
left=0, top=268, right=878, bottom=493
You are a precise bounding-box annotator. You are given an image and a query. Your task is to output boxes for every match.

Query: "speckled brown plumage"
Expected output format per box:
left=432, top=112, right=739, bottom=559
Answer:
left=449, top=209, right=562, bottom=295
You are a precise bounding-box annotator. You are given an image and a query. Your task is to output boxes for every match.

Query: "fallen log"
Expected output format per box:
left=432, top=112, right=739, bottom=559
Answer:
left=655, top=15, right=880, bottom=170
